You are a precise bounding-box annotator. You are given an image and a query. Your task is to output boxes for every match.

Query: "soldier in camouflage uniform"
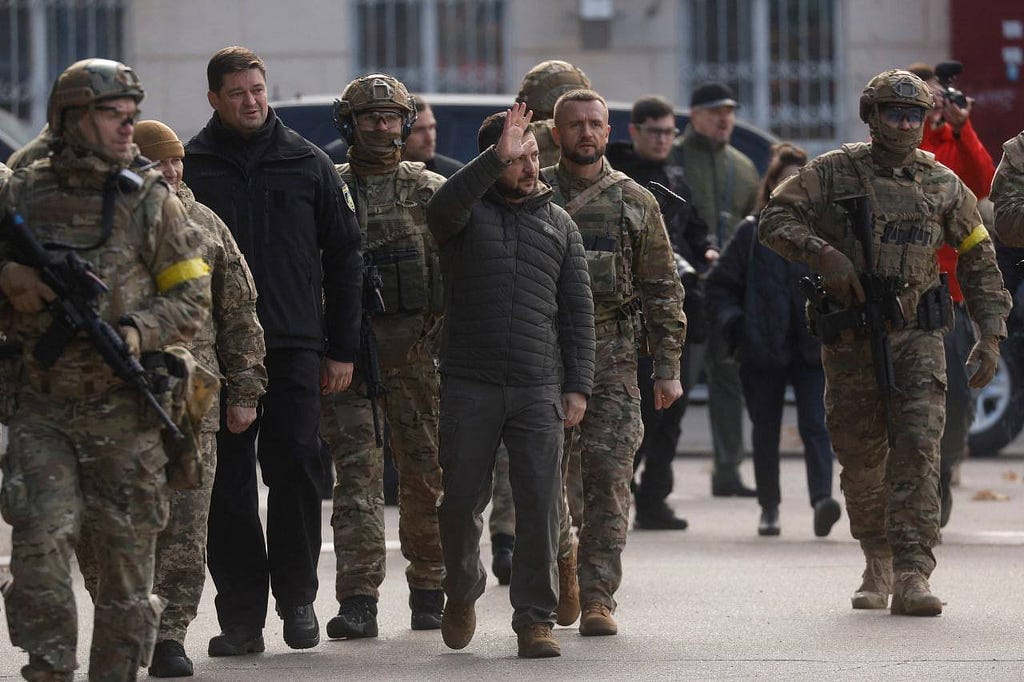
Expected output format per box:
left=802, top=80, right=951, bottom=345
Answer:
left=136, top=120, right=267, bottom=677
left=991, top=129, right=1024, bottom=246
left=518, top=59, right=592, bottom=169
left=320, top=74, right=447, bottom=639
left=0, top=59, right=211, bottom=681
left=545, top=89, right=686, bottom=636
left=761, top=69, right=1011, bottom=616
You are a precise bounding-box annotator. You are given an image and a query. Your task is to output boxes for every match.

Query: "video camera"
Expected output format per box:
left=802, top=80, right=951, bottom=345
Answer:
left=935, top=61, right=968, bottom=108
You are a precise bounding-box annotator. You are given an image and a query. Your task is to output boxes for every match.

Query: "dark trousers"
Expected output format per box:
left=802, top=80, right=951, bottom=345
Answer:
left=633, top=349, right=691, bottom=508
left=436, top=376, right=563, bottom=631
left=207, top=348, right=325, bottom=630
left=739, top=361, right=834, bottom=510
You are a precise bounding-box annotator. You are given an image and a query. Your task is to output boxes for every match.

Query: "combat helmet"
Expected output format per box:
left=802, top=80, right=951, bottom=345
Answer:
left=858, top=69, right=932, bottom=124
left=334, top=73, right=416, bottom=144
left=517, top=60, right=591, bottom=119
left=47, top=58, right=144, bottom=135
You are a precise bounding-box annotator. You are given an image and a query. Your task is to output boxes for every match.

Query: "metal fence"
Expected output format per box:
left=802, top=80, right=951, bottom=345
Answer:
left=681, top=0, right=838, bottom=143
left=354, top=0, right=506, bottom=94
left=0, top=0, right=127, bottom=128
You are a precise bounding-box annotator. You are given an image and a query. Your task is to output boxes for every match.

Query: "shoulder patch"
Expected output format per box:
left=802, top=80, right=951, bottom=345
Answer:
left=340, top=181, right=355, bottom=213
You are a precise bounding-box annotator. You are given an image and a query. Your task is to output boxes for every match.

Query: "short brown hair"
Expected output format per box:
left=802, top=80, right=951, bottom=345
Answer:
left=631, top=95, right=674, bottom=124
left=207, top=46, right=266, bottom=93
left=552, top=88, right=608, bottom=123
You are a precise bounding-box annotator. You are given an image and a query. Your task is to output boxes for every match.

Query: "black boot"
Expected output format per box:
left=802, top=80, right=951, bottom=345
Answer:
left=277, top=603, right=320, bottom=649
left=148, top=639, right=194, bottom=677
left=813, top=496, right=842, bottom=537
left=758, top=506, right=780, bottom=536
left=326, top=595, right=379, bottom=639
left=633, top=501, right=688, bottom=530
left=491, top=533, right=514, bottom=585
left=409, top=588, right=445, bottom=630
left=208, top=626, right=265, bottom=657
left=939, top=469, right=953, bottom=528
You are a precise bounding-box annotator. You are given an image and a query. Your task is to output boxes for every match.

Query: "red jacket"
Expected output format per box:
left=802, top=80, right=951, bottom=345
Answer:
left=920, top=119, right=995, bottom=302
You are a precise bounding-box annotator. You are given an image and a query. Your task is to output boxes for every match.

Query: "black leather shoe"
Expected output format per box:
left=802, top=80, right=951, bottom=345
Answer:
left=208, top=627, right=265, bottom=657
left=277, top=603, right=320, bottom=649
left=409, top=588, right=445, bottom=630
left=939, top=470, right=953, bottom=528
left=326, top=596, right=378, bottom=639
left=148, top=639, right=193, bottom=677
left=813, top=496, right=842, bottom=537
left=758, top=507, right=781, bottom=536
left=633, top=502, right=689, bottom=530
left=491, top=533, right=514, bottom=585
left=712, top=479, right=757, bottom=497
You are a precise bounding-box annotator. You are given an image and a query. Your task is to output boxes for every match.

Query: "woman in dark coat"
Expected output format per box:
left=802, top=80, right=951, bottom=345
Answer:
left=704, top=143, right=840, bottom=537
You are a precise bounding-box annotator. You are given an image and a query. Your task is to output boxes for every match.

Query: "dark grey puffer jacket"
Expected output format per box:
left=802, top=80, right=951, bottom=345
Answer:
left=426, top=146, right=595, bottom=395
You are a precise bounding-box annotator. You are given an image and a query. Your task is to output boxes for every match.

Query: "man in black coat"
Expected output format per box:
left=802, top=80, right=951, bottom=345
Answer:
left=184, top=45, right=362, bottom=657
left=606, top=95, right=717, bottom=529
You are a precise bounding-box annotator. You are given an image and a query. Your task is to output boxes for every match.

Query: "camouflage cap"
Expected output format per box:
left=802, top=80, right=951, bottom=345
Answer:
left=517, top=60, right=591, bottom=119
left=859, top=69, right=932, bottom=123
left=339, top=73, right=414, bottom=114
left=47, top=58, right=144, bottom=134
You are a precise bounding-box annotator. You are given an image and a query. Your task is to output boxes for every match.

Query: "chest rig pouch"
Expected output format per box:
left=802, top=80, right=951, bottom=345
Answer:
left=841, top=145, right=948, bottom=331
left=561, top=170, right=636, bottom=303
left=345, top=164, right=437, bottom=316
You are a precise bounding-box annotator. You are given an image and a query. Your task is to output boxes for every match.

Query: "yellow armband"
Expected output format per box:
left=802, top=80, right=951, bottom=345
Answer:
left=156, top=258, right=211, bottom=292
left=958, top=224, right=989, bottom=253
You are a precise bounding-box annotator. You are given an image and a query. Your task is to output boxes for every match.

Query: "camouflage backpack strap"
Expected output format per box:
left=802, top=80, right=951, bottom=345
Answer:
left=563, top=169, right=631, bottom=216
left=840, top=143, right=884, bottom=218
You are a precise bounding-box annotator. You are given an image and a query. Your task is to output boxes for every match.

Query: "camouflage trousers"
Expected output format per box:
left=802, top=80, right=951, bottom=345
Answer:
left=320, top=349, right=444, bottom=601
left=1, top=387, right=169, bottom=680
left=570, top=325, right=643, bottom=610
left=824, top=329, right=946, bottom=576
left=80, top=431, right=218, bottom=644
left=488, top=443, right=514, bottom=537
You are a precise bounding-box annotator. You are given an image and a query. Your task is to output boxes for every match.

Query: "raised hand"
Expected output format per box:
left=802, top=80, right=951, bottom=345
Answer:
left=495, top=101, right=534, bottom=164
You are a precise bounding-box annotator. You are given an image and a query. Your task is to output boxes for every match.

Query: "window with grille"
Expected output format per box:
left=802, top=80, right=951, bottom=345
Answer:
left=0, top=0, right=127, bottom=124
left=355, top=0, right=506, bottom=93
left=682, top=0, right=837, bottom=142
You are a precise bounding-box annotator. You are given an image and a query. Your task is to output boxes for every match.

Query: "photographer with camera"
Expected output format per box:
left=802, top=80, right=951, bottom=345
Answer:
left=908, top=61, right=996, bottom=528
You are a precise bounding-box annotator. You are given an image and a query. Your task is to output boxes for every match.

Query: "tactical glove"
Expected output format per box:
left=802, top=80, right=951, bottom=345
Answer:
left=816, top=246, right=865, bottom=306
left=0, top=262, right=56, bottom=313
left=967, top=335, right=1001, bottom=388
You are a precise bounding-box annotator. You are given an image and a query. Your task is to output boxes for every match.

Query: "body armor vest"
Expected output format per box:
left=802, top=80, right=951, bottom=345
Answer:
left=339, top=161, right=441, bottom=367
left=816, top=143, right=944, bottom=327
left=545, top=167, right=640, bottom=318
left=7, top=161, right=165, bottom=394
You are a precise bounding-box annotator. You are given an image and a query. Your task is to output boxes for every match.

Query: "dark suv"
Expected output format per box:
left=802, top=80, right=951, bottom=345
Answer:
left=270, top=93, right=779, bottom=173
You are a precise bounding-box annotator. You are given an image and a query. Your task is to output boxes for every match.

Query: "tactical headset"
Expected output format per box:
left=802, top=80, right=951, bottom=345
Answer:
left=333, top=75, right=417, bottom=145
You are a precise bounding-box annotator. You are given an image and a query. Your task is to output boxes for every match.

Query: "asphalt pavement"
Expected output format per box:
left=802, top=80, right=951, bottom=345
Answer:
left=1, top=407, right=1024, bottom=680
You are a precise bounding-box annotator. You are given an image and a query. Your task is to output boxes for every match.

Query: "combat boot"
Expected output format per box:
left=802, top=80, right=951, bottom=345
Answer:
left=409, top=588, right=444, bottom=630
left=556, top=538, right=580, bottom=626
left=208, top=626, right=265, bottom=656
left=20, top=656, right=73, bottom=682
left=277, top=603, right=320, bottom=649
left=890, top=571, right=943, bottom=616
left=326, top=595, right=378, bottom=639
left=516, top=622, right=561, bottom=658
left=148, top=639, right=193, bottom=677
left=441, top=599, right=476, bottom=650
left=491, top=533, right=514, bottom=585
left=851, top=543, right=892, bottom=610
left=579, top=602, right=617, bottom=636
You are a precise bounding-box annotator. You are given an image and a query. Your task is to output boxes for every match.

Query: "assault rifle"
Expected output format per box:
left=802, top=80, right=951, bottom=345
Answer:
left=361, top=253, right=386, bottom=447
left=835, top=196, right=905, bottom=447
left=3, top=212, right=182, bottom=439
